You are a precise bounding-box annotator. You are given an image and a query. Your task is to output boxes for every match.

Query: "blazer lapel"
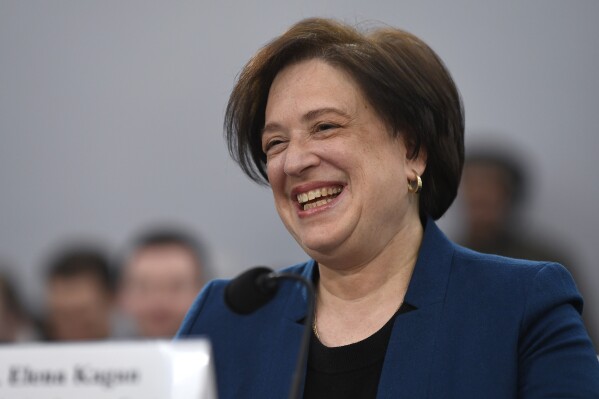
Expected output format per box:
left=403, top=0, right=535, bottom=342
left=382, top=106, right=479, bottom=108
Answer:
left=266, top=261, right=316, bottom=399
left=377, top=220, right=455, bottom=399
left=264, top=317, right=305, bottom=398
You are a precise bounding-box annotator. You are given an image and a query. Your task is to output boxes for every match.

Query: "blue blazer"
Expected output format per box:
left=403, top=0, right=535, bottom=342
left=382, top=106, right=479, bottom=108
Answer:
left=177, top=221, right=599, bottom=398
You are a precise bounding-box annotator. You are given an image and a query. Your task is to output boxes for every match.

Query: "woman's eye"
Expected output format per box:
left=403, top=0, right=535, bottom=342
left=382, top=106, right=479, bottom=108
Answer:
left=315, top=123, right=339, bottom=132
left=264, top=139, right=283, bottom=152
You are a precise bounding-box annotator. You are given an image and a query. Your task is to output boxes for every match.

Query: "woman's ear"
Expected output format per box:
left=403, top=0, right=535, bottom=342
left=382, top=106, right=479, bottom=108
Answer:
left=405, top=143, right=427, bottom=178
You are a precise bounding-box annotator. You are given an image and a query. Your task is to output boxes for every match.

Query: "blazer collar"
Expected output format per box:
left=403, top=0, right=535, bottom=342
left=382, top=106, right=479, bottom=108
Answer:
left=403, top=218, right=455, bottom=309
left=379, top=219, right=455, bottom=398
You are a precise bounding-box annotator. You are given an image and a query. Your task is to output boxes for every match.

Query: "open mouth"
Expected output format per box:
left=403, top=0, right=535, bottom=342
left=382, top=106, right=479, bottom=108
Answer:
left=296, top=186, right=343, bottom=211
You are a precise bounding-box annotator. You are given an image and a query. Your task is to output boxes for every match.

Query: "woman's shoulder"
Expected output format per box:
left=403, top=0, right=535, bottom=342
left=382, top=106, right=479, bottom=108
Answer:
left=177, top=260, right=315, bottom=337
left=422, top=220, right=575, bottom=289
left=451, top=242, right=571, bottom=278
left=448, top=243, right=583, bottom=312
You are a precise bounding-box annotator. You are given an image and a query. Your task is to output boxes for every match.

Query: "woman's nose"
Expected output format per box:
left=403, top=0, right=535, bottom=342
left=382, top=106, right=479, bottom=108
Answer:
left=283, top=138, right=320, bottom=177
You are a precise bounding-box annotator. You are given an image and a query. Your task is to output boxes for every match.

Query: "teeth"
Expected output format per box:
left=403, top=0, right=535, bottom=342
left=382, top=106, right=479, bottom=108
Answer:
left=297, top=186, right=343, bottom=210
left=303, top=198, right=335, bottom=211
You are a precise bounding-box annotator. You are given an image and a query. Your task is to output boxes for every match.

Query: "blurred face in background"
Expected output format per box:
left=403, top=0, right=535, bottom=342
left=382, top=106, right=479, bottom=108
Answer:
left=460, top=162, right=513, bottom=237
left=46, top=273, right=114, bottom=341
left=120, top=244, right=204, bottom=338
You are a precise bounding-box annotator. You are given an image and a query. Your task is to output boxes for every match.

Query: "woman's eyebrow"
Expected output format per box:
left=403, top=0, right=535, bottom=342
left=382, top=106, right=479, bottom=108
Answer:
left=302, top=107, right=350, bottom=122
left=262, top=122, right=284, bottom=135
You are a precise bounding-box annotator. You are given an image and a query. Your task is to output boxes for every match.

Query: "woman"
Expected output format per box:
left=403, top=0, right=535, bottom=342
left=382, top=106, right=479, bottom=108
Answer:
left=177, top=18, right=599, bottom=398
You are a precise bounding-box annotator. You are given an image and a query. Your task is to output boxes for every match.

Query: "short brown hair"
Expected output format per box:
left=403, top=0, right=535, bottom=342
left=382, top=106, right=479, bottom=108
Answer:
left=46, top=247, right=115, bottom=293
left=225, top=18, right=464, bottom=219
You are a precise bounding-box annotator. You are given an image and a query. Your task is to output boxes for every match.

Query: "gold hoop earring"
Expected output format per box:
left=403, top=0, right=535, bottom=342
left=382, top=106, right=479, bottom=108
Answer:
left=408, top=175, right=422, bottom=194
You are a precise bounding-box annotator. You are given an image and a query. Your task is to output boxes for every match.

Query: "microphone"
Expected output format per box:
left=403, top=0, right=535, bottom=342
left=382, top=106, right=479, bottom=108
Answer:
left=224, top=266, right=315, bottom=399
left=224, top=266, right=279, bottom=314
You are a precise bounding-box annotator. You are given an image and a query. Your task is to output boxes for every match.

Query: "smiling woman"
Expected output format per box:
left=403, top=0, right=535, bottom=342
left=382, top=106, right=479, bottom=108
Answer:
left=176, top=18, right=599, bottom=398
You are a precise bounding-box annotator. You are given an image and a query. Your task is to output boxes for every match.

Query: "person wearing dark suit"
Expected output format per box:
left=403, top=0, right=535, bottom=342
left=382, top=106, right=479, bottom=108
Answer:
left=177, top=18, right=599, bottom=398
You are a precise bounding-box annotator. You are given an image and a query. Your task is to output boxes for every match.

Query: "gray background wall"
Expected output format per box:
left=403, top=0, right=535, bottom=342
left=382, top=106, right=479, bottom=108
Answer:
left=1, top=1, right=598, bottom=344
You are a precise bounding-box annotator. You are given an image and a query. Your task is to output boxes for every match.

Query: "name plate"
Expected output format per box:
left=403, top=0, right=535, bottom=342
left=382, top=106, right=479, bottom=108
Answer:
left=0, top=339, right=217, bottom=399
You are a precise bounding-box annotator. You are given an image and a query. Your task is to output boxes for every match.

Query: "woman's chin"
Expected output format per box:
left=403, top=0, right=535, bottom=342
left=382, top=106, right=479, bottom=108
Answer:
left=298, top=233, right=348, bottom=261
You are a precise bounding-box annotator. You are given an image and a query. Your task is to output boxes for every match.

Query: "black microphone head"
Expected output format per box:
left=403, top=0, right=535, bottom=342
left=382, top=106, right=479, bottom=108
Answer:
left=224, top=266, right=279, bottom=315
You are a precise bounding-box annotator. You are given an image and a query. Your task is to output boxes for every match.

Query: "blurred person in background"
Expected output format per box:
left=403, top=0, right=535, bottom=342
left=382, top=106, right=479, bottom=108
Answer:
left=41, top=246, right=116, bottom=341
left=457, top=143, right=597, bottom=347
left=0, top=270, right=38, bottom=343
left=458, top=145, right=570, bottom=263
left=118, top=227, right=208, bottom=339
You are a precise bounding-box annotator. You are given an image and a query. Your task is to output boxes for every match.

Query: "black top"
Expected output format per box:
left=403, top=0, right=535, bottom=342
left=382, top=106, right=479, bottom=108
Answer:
left=303, top=303, right=414, bottom=399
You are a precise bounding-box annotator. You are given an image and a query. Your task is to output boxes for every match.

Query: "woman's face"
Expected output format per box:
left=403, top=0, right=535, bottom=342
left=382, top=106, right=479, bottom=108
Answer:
left=263, top=59, right=424, bottom=267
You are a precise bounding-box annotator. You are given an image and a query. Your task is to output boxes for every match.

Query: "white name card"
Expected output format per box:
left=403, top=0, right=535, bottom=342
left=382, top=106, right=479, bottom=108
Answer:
left=0, top=339, right=217, bottom=399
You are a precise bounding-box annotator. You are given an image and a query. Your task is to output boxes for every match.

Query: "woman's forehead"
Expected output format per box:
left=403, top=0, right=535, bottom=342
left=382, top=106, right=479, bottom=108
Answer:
left=265, top=59, right=365, bottom=122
